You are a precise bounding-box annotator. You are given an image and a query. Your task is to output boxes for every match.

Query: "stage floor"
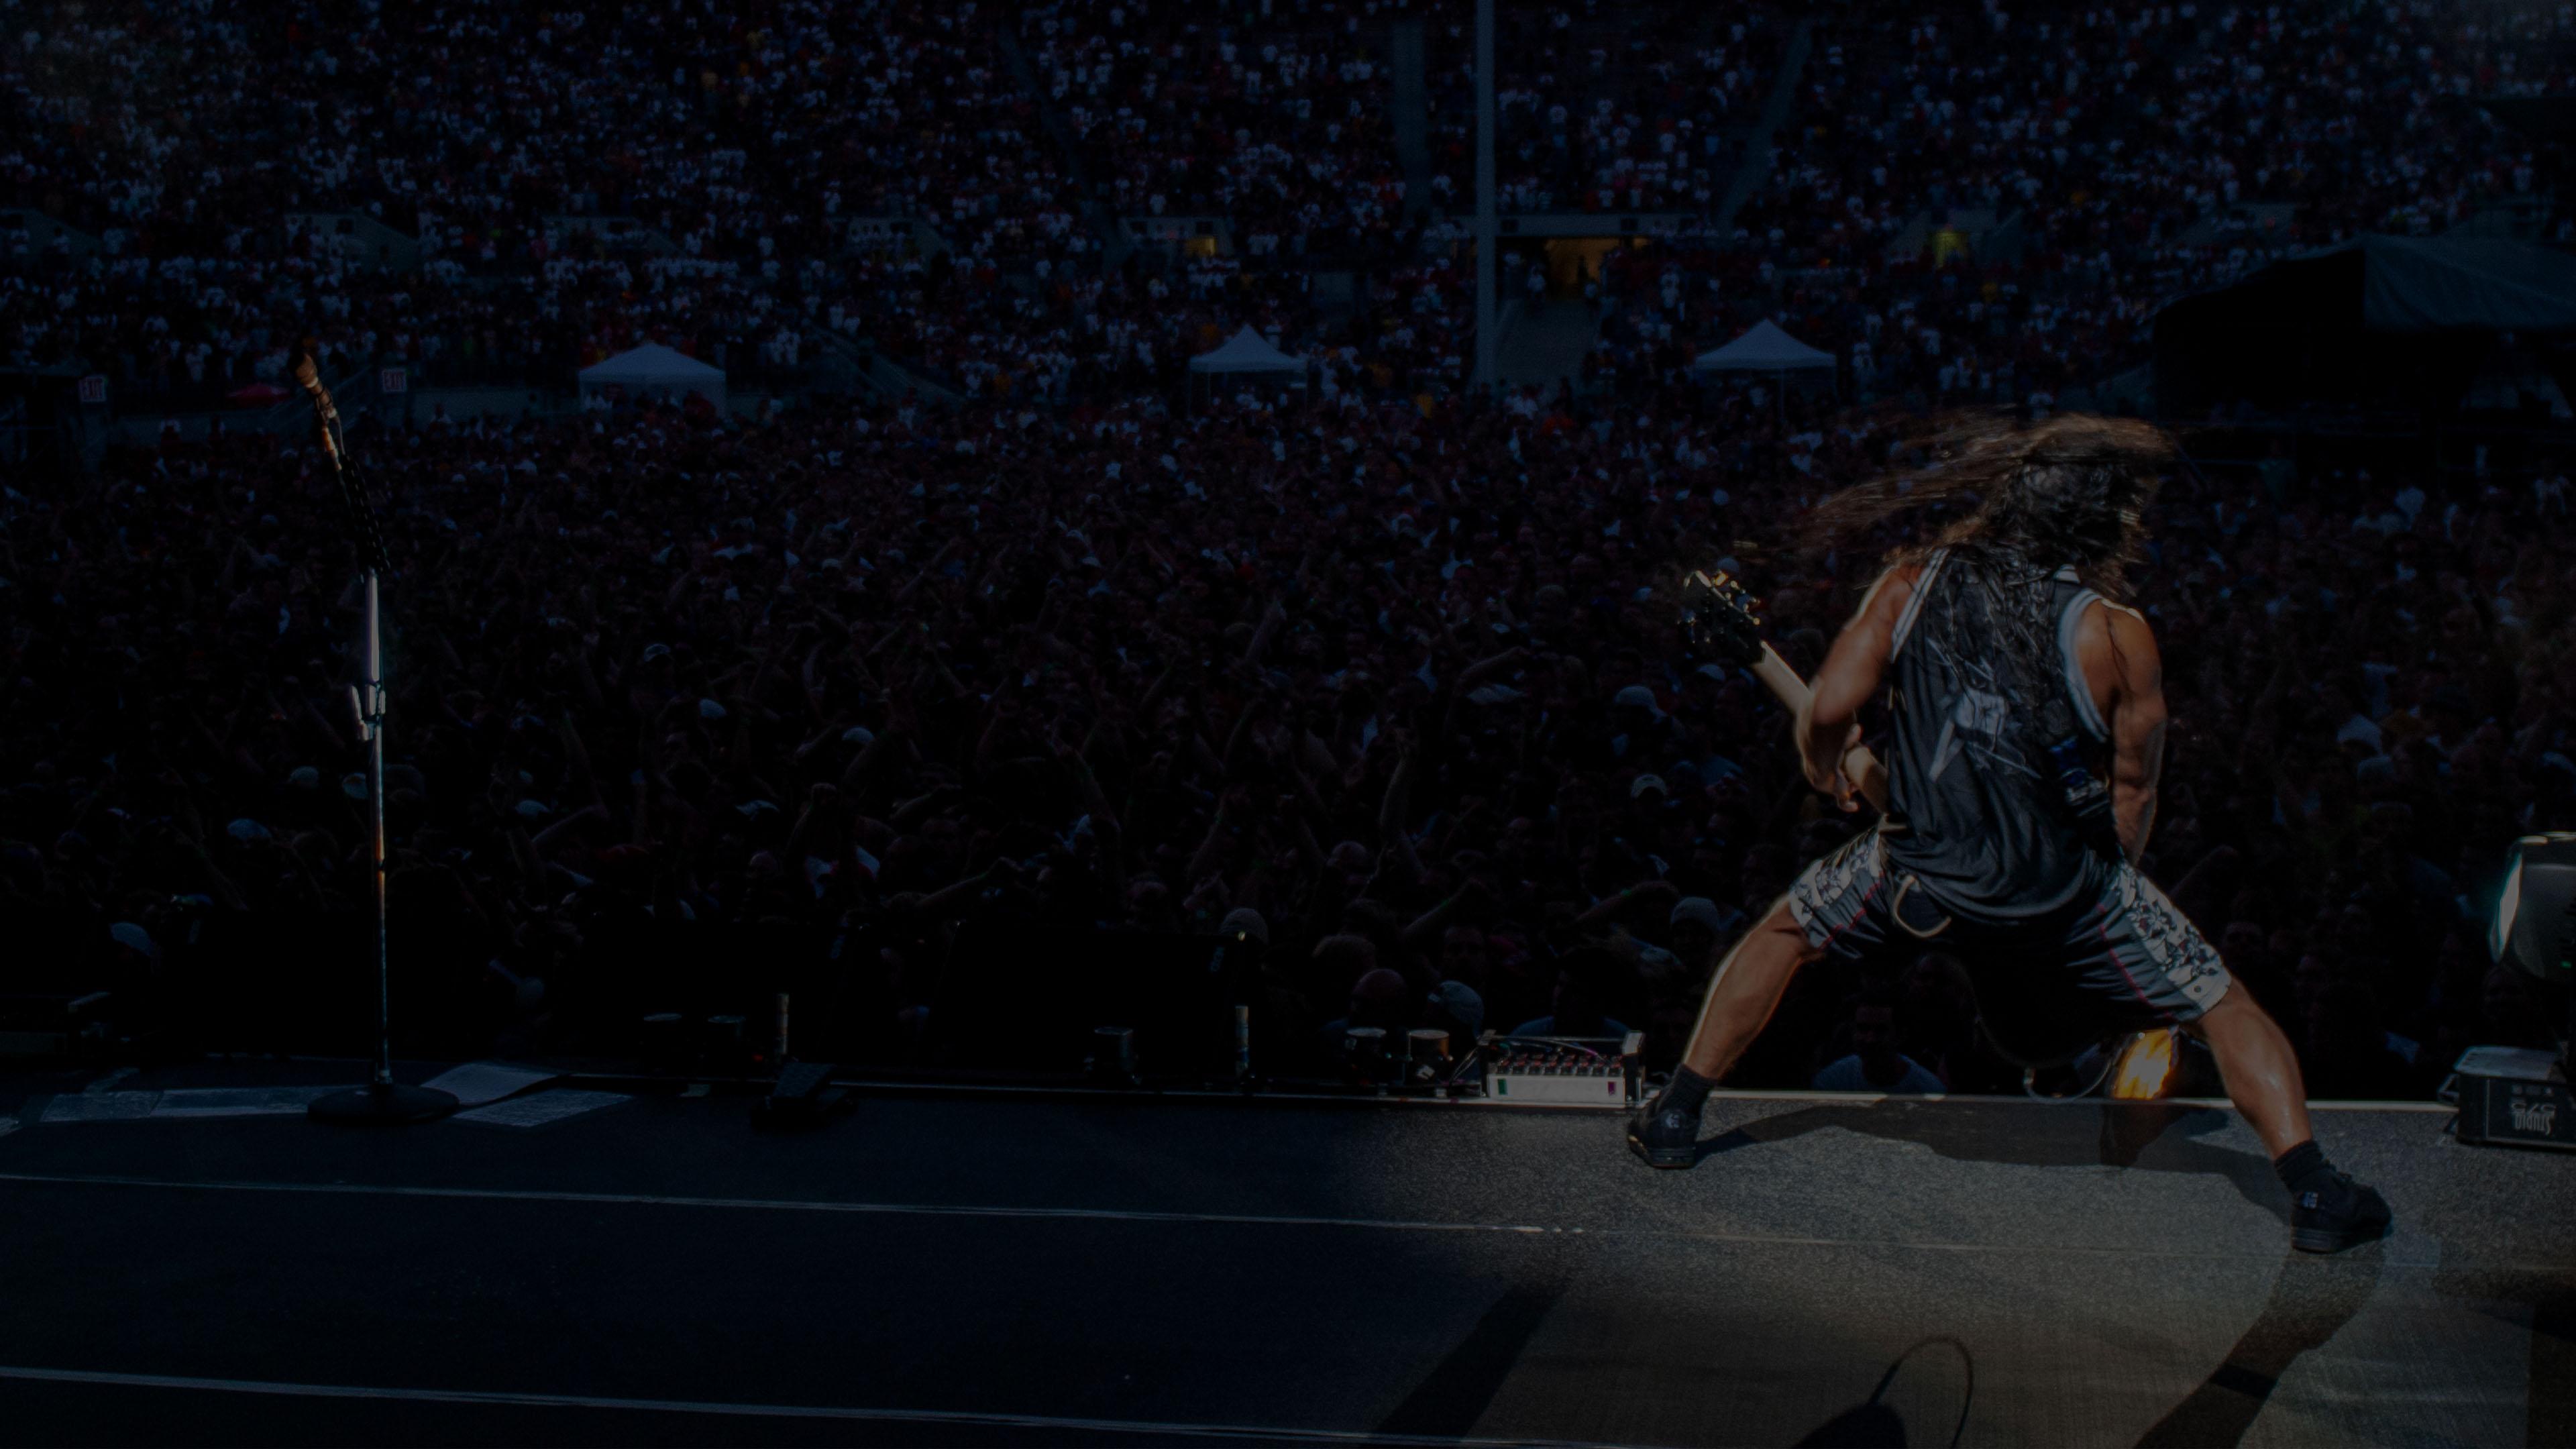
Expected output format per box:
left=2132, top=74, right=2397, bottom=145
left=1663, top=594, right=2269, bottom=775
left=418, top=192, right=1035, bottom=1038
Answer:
left=0, top=1062, right=2568, bottom=1447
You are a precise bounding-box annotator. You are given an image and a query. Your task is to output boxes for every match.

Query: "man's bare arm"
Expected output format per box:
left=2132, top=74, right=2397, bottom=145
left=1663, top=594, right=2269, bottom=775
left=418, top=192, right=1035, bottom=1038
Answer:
left=2103, top=606, right=2167, bottom=867
left=1795, top=568, right=1914, bottom=811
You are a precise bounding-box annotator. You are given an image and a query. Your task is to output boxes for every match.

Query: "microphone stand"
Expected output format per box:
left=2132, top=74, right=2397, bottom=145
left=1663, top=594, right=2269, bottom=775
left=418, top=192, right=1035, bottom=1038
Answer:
left=296, top=345, right=458, bottom=1126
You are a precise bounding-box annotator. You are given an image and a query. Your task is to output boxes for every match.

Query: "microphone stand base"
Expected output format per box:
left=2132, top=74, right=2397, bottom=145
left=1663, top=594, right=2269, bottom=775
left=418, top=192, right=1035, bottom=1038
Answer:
left=309, top=1082, right=461, bottom=1127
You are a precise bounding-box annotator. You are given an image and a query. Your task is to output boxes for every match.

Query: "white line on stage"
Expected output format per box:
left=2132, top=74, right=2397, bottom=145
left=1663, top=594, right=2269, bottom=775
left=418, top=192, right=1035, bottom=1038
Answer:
left=0, top=1171, right=2452, bottom=1267
left=0, top=1364, right=1637, bottom=1448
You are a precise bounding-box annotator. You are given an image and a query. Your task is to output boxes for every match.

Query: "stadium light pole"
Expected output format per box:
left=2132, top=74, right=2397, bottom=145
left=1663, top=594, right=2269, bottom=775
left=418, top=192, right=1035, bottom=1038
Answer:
left=1472, top=0, right=1497, bottom=392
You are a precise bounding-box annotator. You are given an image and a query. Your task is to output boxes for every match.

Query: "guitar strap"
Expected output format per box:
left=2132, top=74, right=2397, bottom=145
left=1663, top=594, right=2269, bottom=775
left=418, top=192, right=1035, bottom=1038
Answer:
left=1890, top=873, right=1951, bottom=940
left=2038, top=694, right=2123, bottom=864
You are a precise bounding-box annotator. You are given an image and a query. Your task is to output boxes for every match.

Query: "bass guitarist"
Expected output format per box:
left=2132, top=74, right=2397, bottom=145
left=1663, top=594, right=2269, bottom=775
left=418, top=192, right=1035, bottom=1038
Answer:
left=1630, top=416, right=2392, bottom=1256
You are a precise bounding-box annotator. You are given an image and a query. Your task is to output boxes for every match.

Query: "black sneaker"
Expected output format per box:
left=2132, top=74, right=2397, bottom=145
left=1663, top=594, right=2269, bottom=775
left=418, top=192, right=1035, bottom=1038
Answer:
left=2290, top=1172, right=2393, bottom=1254
left=1626, top=1095, right=1700, bottom=1170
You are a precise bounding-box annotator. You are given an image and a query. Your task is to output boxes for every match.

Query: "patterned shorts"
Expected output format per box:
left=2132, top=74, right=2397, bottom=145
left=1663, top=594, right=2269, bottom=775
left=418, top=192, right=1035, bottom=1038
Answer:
left=1784, top=832, right=2233, bottom=1059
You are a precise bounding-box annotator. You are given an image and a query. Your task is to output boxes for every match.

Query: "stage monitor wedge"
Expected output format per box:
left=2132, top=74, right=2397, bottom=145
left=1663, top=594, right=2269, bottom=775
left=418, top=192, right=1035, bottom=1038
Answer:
left=2493, top=833, right=2576, bottom=985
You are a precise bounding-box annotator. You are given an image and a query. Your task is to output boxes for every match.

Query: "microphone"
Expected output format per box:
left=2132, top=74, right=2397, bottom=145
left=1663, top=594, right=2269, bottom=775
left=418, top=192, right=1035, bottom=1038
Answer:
left=287, top=326, right=390, bottom=571
left=289, top=338, right=323, bottom=395
left=290, top=337, right=344, bottom=466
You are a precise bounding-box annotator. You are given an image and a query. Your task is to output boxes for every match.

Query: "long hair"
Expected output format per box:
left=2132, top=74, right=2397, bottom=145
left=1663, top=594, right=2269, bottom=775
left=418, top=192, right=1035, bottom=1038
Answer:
left=1801, top=412, right=2173, bottom=601
left=1803, top=413, right=2175, bottom=748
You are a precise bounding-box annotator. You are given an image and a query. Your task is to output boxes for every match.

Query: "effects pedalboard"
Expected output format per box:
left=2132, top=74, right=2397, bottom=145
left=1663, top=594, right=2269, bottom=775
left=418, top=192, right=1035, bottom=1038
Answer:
left=1477, top=1031, right=1645, bottom=1108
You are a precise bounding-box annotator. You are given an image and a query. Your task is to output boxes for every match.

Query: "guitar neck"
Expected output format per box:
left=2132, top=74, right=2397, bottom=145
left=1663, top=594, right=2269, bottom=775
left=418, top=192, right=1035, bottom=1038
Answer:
left=1744, top=642, right=1891, bottom=814
left=1746, top=642, right=1815, bottom=714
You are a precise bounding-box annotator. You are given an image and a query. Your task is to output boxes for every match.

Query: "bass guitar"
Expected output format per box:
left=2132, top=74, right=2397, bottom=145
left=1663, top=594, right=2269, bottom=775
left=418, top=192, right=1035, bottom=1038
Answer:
left=1676, top=568, right=1890, bottom=813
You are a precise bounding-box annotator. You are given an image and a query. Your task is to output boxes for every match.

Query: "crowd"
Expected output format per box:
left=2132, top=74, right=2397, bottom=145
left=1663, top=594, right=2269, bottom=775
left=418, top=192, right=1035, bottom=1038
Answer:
left=1, top=0, right=1081, bottom=403
left=0, top=0, right=1493, bottom=415
left=4, top=0, right=2575, bottom=1095
left=3, top=372, right=2567, bottom=1094
left=1711, top=0, right=2572, bottom=407
left=12, top=0, right=2573, bottom=421
left=1024, top=0, right=1414, bottom=264
left=1432, top=2, right=1778, bottom=216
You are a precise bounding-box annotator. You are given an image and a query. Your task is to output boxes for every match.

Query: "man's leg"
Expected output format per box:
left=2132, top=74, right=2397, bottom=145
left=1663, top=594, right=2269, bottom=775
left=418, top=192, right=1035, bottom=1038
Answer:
left=2077, top=865, right=2390, bottom=1250
left=1629, top=898, right=1821, bottom=1167
left=2182, top=980, right=2390, bottom=1252
left=2184, top=983, right=2312, bottom=1157
left=1679, top=899, right=1823, bottom=1081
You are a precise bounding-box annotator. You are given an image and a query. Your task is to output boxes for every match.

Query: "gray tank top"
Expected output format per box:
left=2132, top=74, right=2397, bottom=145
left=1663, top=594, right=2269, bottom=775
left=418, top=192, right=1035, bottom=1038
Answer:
left=1880, top=547, right=2113, bottom=922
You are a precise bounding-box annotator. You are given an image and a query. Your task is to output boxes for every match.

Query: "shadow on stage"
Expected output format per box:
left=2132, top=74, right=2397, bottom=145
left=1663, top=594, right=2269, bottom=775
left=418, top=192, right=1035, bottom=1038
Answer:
left=1699, top=1098, right=2292, bottom=1223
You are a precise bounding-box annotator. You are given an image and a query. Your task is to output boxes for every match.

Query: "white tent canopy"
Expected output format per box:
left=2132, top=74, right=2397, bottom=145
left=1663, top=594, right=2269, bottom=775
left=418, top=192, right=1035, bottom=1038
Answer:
left=1187, top=325, right=1305, bottom=375
left=580, top=343, right=728, bottom=410
left=1693, top=320, right=1836, bottom=373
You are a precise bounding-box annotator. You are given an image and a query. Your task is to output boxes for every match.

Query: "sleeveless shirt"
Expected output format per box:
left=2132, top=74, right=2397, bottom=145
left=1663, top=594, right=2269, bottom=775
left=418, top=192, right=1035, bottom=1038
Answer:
left=1880, top=547, right=2115, bottom=923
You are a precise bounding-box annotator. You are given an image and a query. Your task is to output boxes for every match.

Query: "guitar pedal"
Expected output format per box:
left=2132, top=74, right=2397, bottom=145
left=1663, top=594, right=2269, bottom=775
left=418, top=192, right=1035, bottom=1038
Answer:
left=1479, top=1032, right=1645, bottom=1107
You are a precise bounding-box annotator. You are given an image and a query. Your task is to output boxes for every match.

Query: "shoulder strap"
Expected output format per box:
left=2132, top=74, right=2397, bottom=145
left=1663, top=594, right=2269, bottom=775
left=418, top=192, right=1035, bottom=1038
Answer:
left=2055, top=586, right=2110, bottom=742
left=1889, top=548, right=1947, bottom=659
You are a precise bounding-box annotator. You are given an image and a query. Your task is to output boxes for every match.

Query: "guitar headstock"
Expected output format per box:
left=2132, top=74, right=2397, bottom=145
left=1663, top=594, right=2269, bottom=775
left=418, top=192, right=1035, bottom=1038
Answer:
left=1678, top=568, right=1766, bottom=667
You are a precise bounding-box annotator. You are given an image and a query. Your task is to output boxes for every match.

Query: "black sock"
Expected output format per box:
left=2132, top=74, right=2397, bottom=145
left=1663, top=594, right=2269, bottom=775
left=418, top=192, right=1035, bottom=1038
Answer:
left=1662, top=1065, right=1715, bottom=1118
left=2273, top=1140, right=2331, bottom=1193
